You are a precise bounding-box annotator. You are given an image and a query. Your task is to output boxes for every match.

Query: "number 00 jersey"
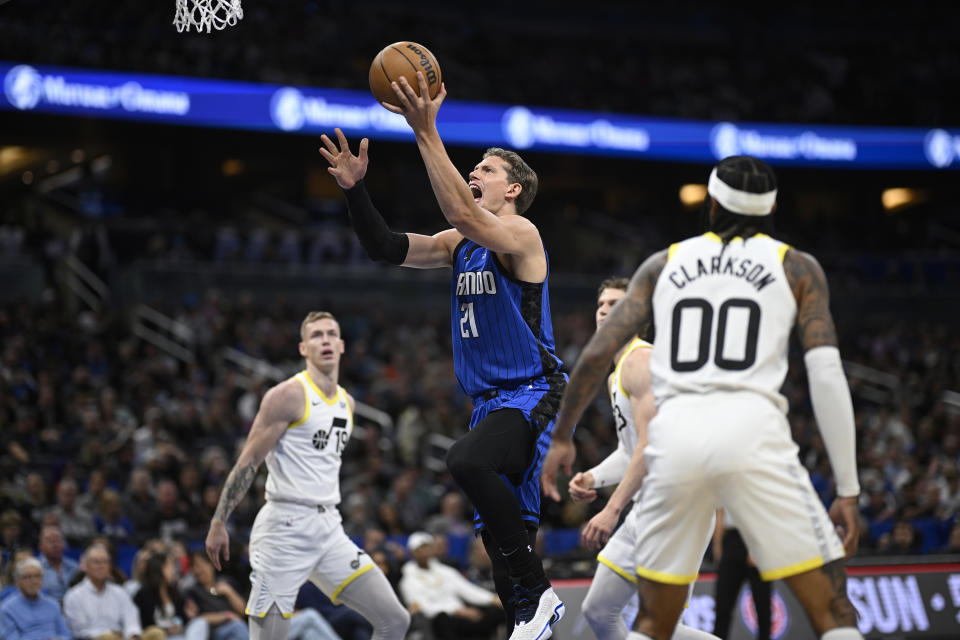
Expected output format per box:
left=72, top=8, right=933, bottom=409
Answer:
left=649, top=232, right=796, bottom=412
left=264, top=371, right=354, bottom=507
left=450, top=239, right=563, bottom=399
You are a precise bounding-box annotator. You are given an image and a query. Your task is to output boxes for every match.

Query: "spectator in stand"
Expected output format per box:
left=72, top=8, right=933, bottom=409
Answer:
left=181, top=550, right=247, bottom=640
left=23, top=473, right=50, bottom=531
left=147, top=480, right=196, bottom=543
left=62, top=544, right=154, bottom=640
left=879, top=519, right=922, bottom=555
left=47, top=478, right=95, bottom=546
left=0, top=556, right=72, bottom=640
left=1, top=510, right=30, bottom=561
left=94, top=489, right=135, bottom=544
left=1, top=549, right=38, bottom=602
left=399, top=532, right=502, bottom=640
left=123, top=469, right=155, bottom=537
left=424, top=492, right=473, bottom=537
left=37, top=526, right=78, bottom=603
left=77, top=469, right=108, bottom=515
left=134, top=552, right=197, bottom=640
left=123, top=549, right=151, bottom=598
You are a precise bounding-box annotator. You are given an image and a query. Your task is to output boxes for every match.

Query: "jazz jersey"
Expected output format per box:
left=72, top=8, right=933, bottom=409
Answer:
left=649, top=232, right=796, bottom=412
left=609, top=337, right=653, bottom=465
left=450, top=239, right=563, bottom=399
left=264, top=371, right=354, bottom=507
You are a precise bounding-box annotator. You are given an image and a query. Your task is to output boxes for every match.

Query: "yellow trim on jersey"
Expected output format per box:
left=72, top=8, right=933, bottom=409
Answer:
left=667, top=242, right=680, bottom=261
left=598, top=555, right=637, bottom=584
left=777, top=242, right=792, bottom=263
left=245, top=607, right=294, bottom=618
left=615, top=337, right=653, bottom=398
left=759, top=555, right=823, bottom=581
left=635, top=565, right=698, bottom=585
left=302, top=370, right=339, bottom=406
left=288, top=375, right=311, bottom=428
left=703, top=232, right=723, bottom=243
left=331, top=563, right=374, bottom=604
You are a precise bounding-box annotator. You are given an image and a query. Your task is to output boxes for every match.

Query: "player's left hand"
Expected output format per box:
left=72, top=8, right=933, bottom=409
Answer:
left=581, top=506, right=618, bottom=550
left=381, top=72, right=447, bottom=133
left=205, top=519, right=230, bottom=571
left=542, top=438, right=576, bottom=502
left=828, top=495, right=860, bottom=558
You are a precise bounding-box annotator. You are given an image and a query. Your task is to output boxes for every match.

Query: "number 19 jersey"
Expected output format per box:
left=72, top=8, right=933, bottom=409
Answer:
left=649, top=232, right=796, bottom=412
left=264, top=371, right=354, bottom=507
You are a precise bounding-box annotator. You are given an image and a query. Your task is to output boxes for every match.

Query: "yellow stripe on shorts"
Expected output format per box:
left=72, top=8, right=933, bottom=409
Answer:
left=598, top=555, right=638, bottom=584
left=331, top=563, right=374, bottom=604
left=635, top=565, right=698, bottom=585
left=760, top=555, right=823, bottom=581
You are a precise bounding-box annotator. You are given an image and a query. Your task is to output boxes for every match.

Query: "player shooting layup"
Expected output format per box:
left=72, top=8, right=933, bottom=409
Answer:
left=204, top=312, right=410, bottom=640
left=320, top=71, right=566, bottom=640
left=545, top=156, right=863, bottom=640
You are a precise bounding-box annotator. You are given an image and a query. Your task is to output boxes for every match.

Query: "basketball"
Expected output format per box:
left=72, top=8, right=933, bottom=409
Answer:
left=369, top=41, right=442, bottom=106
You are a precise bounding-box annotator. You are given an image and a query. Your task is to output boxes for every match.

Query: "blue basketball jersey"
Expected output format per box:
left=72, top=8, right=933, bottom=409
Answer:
left=450, top=239, right=563, bottom=399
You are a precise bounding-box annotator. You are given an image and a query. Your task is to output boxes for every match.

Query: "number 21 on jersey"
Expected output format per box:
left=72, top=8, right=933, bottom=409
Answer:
left=460, top=302, right=479, bottom=338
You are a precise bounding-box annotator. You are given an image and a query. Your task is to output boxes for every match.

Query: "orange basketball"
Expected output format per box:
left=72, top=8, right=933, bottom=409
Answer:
left=369, top=41, right=442, bottom=106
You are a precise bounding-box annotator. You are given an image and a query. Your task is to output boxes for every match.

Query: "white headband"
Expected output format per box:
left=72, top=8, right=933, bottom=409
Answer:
left=707, top=168, right=777, bottom=216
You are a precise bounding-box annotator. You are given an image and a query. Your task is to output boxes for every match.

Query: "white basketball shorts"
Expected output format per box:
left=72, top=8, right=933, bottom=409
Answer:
left=246, top=500, right=374, bottom=617
left=632, top=390, right=845, bottom=584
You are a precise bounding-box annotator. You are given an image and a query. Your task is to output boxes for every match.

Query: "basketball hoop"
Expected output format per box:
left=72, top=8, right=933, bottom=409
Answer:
left=173, top=0, right=243, bottom=33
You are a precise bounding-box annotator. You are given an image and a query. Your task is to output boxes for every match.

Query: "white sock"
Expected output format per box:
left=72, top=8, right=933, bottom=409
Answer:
left=821, top=628, right=864, bottom=640
left=627, top=633, right=655, bottom=640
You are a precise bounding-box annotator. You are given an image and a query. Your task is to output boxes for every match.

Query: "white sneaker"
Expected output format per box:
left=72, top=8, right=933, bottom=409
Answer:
left=508, top=586, right=565, bottom=640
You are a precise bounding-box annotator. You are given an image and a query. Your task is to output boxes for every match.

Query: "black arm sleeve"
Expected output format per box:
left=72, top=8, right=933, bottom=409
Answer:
left=342, top=180, right=410, bottom=265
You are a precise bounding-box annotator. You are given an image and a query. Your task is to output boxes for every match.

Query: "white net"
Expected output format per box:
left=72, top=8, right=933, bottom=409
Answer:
left=173, top=0, right=243, bottom=33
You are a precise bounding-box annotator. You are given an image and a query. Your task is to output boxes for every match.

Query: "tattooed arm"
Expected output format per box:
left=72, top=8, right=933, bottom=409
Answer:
left=541, top=249, right=667, bottom=501
left=784, top=248, right=860, bottom=554
left=205, top=379, right=303, bottom=569
left=783, top=248, right=838, bottom=350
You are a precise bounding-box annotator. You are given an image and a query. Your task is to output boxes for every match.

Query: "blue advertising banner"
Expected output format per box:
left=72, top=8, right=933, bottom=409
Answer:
left=3, top=62, right=960, bottom=170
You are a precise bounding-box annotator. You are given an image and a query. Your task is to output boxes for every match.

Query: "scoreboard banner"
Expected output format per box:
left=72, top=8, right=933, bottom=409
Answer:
left=3, top=61, right=960, bottom=169
left=554, top=563, right=960, bottom=639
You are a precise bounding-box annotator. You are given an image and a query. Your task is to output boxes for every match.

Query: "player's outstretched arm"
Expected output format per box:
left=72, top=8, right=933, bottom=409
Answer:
left=784, top=249, right=860, bottom=556
left=385, top=74, right=543, bottom=258
left=542, top=250, right=667, bottom=500
left=321, top=127, right=459, bottom=269
left=205, top=380, right=302, bottom=569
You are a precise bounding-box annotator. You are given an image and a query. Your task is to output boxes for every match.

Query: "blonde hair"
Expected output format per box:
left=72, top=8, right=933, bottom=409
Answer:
left=300, top=311, right=339, bottom=340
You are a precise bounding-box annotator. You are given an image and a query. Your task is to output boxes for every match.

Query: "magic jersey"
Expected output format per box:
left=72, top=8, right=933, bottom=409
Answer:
left=649, top=232, right=796, bottom=412
left=264, top=371, right=354, bottom=507
left=450, top=239, right=563, bottom=398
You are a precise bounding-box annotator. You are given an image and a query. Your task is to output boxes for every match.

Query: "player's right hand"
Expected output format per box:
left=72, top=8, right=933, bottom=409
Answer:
left=205, top=519, right=230, bottom=571
left=542, top=438, right=576, bottom=502
left=319, top=128, right=369, bottom=189
left=828, top=495, right=860, bottom=559
left=568, top=471, right=597, bottom=503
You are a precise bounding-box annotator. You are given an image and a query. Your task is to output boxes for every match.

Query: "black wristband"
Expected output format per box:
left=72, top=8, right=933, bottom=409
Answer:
left=343, top=180, right=409, bottom=265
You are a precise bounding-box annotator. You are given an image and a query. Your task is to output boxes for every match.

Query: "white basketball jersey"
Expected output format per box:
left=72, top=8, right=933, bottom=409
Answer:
left=609, top=337, right=653, bottom=457
left=649, top=232, right=796, bottom=413
left=264, top=371, right=354, bottom=507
